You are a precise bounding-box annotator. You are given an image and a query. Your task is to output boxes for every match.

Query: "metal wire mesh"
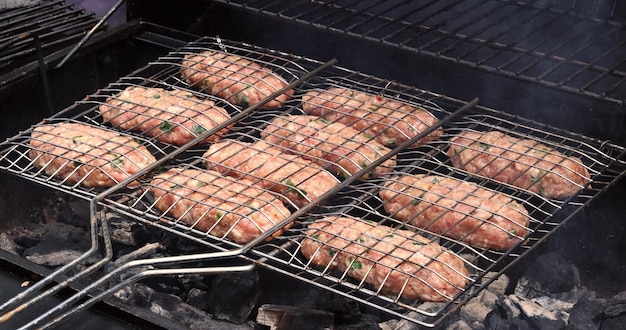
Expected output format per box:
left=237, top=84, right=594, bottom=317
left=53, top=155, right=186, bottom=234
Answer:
left=210, top=0, right=626, bottom=105
left=0, top=35, right=625, bottom=327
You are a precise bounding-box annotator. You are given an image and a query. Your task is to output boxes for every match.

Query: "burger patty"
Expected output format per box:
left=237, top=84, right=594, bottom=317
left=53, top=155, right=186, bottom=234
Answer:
left=180, top=50, right=293, bottom=109
left=29, top=122, right=157, bottom=187
left=302, top=87, right=442, bottom=147
left=300, top=216, right=470, bottom=302
left=202, top=139, right=340, bottom=207
left=379, top=174, right=530, bottom=251
left=447, top=130, right=591, bottom=199
left=260, top=115, right=396, bottom=180
left=99, top=86, right=232, bottom=146
left=150, top=168, right=292, bottom=244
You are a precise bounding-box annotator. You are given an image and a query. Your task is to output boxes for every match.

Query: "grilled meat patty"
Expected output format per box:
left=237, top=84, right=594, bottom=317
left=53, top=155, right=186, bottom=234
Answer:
left=29, top=122, right=156, bottom=187
left=301, top=216, right=470, bottom=302
left=302, top=87, right=442, bottom=147
left=379, top=174, right=530, bottom=251
left=99, top=86, right=232, bottom=146
left=150, top=168, right=292, bottom=244
left=260, top=115, right=396, bottom=180
left=180, top=50, right=293, bottom=109
left=202, top=139, right=340, bottom=207
left=447, top=130, right=591, bottom=199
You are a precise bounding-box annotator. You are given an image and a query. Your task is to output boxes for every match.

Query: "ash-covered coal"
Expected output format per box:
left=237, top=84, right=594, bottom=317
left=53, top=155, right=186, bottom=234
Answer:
left=2, top=189, right=626, bottom=330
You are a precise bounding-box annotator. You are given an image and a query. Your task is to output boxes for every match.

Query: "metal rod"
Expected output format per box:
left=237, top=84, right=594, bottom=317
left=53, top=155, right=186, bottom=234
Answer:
left=32, top=34, right=54, bottom=115
left=54, top=0, right=126, bottom=69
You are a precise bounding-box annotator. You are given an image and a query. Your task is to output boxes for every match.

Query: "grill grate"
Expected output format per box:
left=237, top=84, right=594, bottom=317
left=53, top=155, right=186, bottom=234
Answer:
left=210, top=0, right=626, bottom=106
left=1, top=36, right=625, bottom=327
left=0, top=0, right=103, bottom=79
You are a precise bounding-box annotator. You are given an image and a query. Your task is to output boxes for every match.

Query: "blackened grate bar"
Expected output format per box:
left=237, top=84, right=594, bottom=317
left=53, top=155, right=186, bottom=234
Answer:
left=211, top=0, right=626, bottom=105
left=0, top=0, right=102, bottom=74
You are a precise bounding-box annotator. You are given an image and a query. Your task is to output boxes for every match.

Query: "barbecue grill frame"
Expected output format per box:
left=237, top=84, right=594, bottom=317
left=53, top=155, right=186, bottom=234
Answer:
left=0, top=28, right=625, bottom=326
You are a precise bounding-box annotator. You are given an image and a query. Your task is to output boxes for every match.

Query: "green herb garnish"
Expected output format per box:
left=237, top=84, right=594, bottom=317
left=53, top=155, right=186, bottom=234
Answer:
left=478, top=142, right=489, bottom=149
left=152, top=94, right=161, bottom=99
left=160, top=121, right=173, bottom=133
left=327, top=249, right=336, bottom=256
left=508, top=229, right=517, bottom=239
left=350, top=260, right=362, bottom=270
left=216, top=212, right=224, bottom=221
left=193, top=124, right=207, bottom=135
left=71, top=136, right=82, bottom=144
left=284, top=178, right=307, bottom=197
left=240, top=95, right=249, bottom=107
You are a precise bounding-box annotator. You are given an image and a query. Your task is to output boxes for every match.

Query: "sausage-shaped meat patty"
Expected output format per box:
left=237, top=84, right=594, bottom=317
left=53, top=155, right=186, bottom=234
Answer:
left=202, top=139, right=340, bottom=207
left=150, top=168, right=292, bottom=244
left=379, top=174, right=530, bottom=251
left=301, top=216, right=469, bottom=302
left=180, top=50, right=293, bottom=109
left=302, top=87, right=442, bottom=147
left=447, top=130, right=591, bottom=199
left=99, top=86, right=232, bottom=146
left=29, top=122, right=157, bottom=187
left=260, top=115, right=396, bottom=180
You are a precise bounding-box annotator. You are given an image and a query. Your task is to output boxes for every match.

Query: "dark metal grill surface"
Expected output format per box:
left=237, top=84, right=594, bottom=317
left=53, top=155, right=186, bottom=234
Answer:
left=209, top=0, right=626, bottom=106
left=0, top=0, right=103, bottom=77
left=1, top=36, right=625, bottom=327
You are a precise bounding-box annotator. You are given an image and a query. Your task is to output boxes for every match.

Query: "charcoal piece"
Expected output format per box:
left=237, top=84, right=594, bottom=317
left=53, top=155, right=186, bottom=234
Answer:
left=107, top=214, right=151, bottom=246
left=510, top=295, right=565, bottom=330
left=484, top=296, right=535, bottom=330
left=605, top=291, right=626, bottom=317
left=335, top=313, right=381, bottom=330
left=113, top=283, right=154, bottom=308
left=601, top=315, right=626, bottom=330
left=141, top=275, right=184, bottom=296
left=256, top=304, right=334, bottom=330
left=318, top=298, right=361, bottom=323
left=22, top=223, right=95, bottom=267
left=207, top=270, right=260, bottom=324
left=59, top=199, right=91, bottom=228
left=0, top=232, right=21, bottom=255
left=566, top=295, right=605, bottom=330
left=514, top=252, right=580, bottom=299
left=186, top=288, right=210, bottom=311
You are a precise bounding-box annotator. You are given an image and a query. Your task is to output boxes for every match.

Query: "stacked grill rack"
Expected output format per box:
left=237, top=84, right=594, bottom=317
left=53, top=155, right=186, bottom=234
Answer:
left=205, top=0, right=626, bottom=106
left=0, top=35, right=625, bottom=328
left=0, top=0, right=104, bottom=91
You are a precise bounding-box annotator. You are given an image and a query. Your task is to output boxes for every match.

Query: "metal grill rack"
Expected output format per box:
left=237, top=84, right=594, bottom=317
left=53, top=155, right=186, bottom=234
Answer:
left=0, top=0, right=103, bottom=82
left=209, top=0, right=626, bottom=106
left=0, top=36, right=625, bottom=328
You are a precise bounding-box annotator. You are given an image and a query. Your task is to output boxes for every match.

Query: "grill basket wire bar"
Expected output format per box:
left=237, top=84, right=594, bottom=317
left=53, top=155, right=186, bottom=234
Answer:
left=0, top=35, right=624, bottom=328
left=0, top=205, right=114, bottom=326
left=211, top=0, right=626, bottom=105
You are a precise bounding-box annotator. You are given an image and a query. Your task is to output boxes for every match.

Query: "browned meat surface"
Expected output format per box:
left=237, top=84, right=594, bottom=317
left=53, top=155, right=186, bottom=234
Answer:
left=260, top=115, right=396, bottom=180
left=150, top=168, right=292, bottom=244
left=99, top=86, right=232, bottom=145
left=202, top=139, right=340, bottom=207
left=300, top=216, right=470, bottom=302
left=448, top=130, right=591, bottom=199
left=302, top=87, right=442, bottom=147
left=29, top=122, right=157, bottom=187
left=180, top=50, right=292, bottom=109
left=379, top=174, right=530, bottom=251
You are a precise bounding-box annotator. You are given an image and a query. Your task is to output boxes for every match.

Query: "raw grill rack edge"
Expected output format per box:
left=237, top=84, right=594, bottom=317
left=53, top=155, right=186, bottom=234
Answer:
left=0, top=36, right=625, bottom=328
